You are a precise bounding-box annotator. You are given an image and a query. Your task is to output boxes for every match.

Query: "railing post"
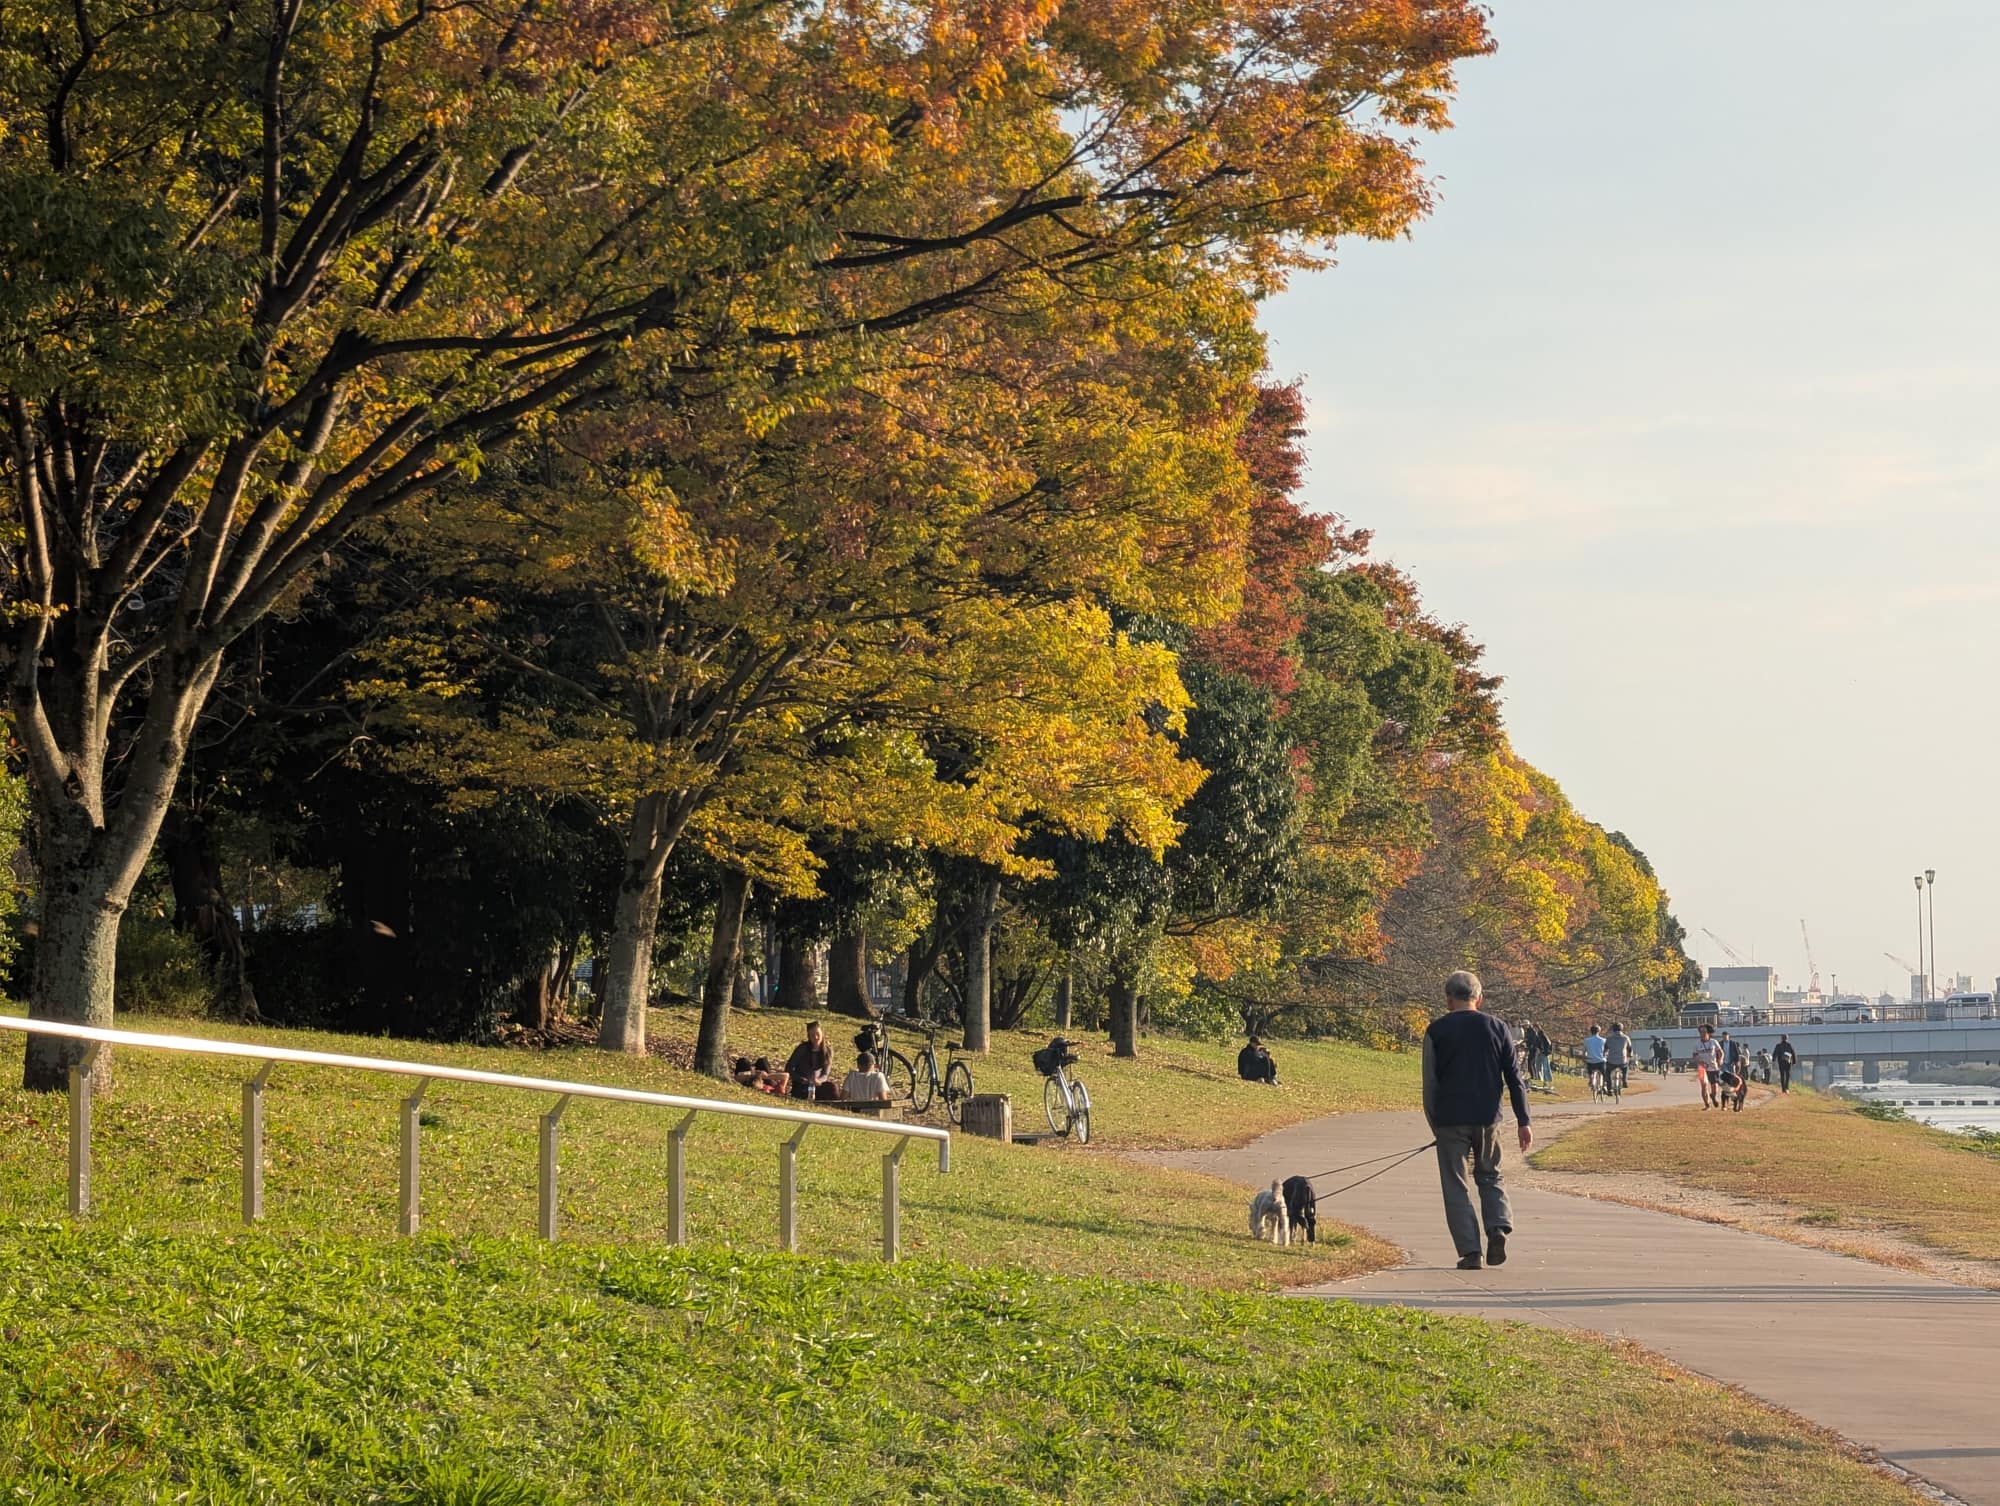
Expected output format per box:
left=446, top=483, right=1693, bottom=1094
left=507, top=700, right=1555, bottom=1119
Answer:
left=539, top=1094, right=571, bottom=1241
left=882, top=1137, right=912, bottom=1263
left=938, top=1135, right=951, bottom=1175
left=779, top=1123, right=809, bottom=1254
left=67, top=1044, right=101, bottom=1217
left=668, top=1110, right=697, bottom=1246
left=400, top=1079, right=429, bottom=1237
left=241, top=1061, right=277, bottom=1224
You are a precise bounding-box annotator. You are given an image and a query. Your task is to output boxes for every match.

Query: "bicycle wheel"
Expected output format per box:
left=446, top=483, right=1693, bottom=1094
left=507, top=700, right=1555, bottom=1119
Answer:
left=942, top=1059, right=974, bottom=1126
left=888, top=1048, right=916, bottom=1104
left=1069, top=1077, right=1091, bottom=1145
left=1043, top=1075, right=1072, bottom=1137
left=904, top=1050, right=934, bottom=1114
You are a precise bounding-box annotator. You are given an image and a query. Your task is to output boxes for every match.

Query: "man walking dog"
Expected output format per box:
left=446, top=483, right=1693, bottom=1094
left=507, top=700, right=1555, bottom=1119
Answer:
left=1422, top=970, right=1533, bottom=1271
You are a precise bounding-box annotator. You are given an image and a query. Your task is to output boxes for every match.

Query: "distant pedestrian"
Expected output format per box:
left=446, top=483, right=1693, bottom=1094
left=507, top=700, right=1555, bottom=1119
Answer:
left=1422, top=970, right=1533, bottom=1271
left=1651, top=1036, right=1671, bottom=1075
left=1691, top=1024, right=1722, bottom=1108
left=1773, top=1035, right=1798, bottom=1094
left=1720, top=1031, right=1741, bottom=1074
left=1532, top=1021, right=1556, bottom=1089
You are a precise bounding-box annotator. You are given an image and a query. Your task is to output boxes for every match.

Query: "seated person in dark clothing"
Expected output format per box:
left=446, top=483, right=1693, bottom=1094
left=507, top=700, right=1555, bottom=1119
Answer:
left=731, top=1055, right=760, bottom=1087
left=1237, top=1036, right=1280, bottom=1085
left=784, top=1021, right=834, bottom=1100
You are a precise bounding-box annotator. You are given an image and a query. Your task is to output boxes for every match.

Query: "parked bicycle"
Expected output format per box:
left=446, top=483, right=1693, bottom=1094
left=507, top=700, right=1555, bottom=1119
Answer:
left=908, top=1021, right=975, bottom=1125
left=1033, top=1035, right=1091, bottom=1144
left=856, top=1018, right=975, bottom=1125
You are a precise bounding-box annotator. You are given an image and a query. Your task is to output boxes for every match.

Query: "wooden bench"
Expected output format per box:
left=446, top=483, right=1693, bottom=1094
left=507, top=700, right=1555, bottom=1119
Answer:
left=821, top=1099, right=903, bottom=1121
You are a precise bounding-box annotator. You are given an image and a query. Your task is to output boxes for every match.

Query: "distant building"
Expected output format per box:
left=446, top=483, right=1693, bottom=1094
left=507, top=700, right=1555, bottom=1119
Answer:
left=1706, top=965, right=1776, bottom=1010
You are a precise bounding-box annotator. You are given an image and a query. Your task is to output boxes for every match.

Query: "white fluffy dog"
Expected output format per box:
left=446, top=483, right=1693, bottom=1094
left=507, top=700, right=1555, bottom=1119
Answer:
left=1249, top=1180, right=1291, bottom=1246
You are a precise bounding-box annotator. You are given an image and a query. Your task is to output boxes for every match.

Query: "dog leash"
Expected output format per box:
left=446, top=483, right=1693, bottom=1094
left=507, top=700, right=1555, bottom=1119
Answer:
left=1300, top=1141, right=1438, bottom=1183
left=1306, top=1141, right=1437, bottom=1200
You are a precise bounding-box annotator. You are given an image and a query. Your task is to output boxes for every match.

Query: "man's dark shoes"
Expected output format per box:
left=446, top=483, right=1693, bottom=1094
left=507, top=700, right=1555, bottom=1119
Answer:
left=1455, top=1253, right=1482, bottom=1270
left=1486, top=1231, right=1508, bottom=1266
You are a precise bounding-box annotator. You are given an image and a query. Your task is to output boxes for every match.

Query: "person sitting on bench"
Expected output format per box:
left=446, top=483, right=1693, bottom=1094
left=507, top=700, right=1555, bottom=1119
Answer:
left=841, top=1050, right=890, bottom=1103
left=1237, top=1036, right=1279, bottom=1085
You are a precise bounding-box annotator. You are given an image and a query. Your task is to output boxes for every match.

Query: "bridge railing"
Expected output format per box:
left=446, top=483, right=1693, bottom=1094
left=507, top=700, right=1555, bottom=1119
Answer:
left=0, top=1016, right=950, bottom=1262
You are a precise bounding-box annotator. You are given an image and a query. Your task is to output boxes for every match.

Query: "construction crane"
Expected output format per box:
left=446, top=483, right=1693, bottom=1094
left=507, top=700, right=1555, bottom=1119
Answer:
left=1884, top=950, right=1920, bottom=975
left=1701, top=927, right=1748, bottom=965
left=1799, top=920, right=1821, bottom=996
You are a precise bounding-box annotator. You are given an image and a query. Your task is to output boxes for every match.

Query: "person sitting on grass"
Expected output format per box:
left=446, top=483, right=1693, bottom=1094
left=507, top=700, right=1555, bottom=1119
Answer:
left=785, top=1021, right=833, bottom=1101
left=752, top=1056, right=788, bottom=1095
left=841, top=1050, right=891, bottom=1104
left=731, top=1056, right=760, bottom=1088
left=1237, top=1036, right=1280, bottom=1085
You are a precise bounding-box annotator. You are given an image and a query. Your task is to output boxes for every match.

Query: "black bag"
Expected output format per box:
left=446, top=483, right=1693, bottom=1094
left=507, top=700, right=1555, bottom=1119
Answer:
left=1033, top=1036, right=1076, bottom=1075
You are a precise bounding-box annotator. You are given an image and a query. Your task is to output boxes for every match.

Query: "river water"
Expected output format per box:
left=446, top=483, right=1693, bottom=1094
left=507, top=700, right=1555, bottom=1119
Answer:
left=1832, top=1077, right=2000, bottom=1135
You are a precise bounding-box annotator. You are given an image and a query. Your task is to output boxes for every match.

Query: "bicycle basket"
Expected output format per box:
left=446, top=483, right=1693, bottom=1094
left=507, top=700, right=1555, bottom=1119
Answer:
left=1033, top=1037, right=1076, bottom=1075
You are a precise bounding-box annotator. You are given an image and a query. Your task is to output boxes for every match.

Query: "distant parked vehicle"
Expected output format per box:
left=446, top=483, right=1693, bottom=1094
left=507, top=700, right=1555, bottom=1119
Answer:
left=1936, top=992, right=1996, bottom=1021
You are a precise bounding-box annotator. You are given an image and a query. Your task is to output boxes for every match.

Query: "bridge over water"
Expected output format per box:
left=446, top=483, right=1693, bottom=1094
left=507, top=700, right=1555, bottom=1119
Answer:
left=1649, top=1020, right=2000, bottom=1088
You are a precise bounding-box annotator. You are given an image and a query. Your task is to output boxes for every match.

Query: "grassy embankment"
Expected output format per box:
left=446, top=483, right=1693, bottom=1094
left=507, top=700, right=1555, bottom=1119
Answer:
left=1536, top=1087, right=2000, bottom=1264
left=0, top=1013, right=1413, bottom=1290
left=0, top=1016, right=1929, bottom=1503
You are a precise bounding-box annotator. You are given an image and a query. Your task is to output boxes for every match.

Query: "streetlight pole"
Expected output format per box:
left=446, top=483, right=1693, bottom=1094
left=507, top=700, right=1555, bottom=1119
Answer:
left=1926, top=868, right=1938, bottom=1001
left=1914, top=875, right=1926, bottom=1008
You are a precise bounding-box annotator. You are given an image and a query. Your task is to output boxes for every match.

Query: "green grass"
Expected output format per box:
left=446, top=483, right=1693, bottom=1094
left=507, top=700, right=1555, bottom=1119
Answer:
left=0, top=1016, right=1397, bottom=1291
left=0, top=1014, right=1933, bottom=1503
left=1535, top=1087, right=2000, bottom=1262
left=0, top=1228, right=1922, bottom=1505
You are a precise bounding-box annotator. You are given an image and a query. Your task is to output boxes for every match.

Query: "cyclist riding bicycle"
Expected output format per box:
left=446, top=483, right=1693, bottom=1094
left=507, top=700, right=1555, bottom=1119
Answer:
left=1603, top=1022, right=1631, bottom=1090
left=1582, top=1025, right=1607, bottom=1093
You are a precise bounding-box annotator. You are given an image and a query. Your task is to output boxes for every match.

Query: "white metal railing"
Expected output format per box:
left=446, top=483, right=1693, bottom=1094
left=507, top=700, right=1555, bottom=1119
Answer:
left=0, top=1017, right=950, bottom=1261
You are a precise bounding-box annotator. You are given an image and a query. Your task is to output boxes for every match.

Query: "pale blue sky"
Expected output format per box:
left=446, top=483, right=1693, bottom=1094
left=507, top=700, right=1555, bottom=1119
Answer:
left=1266, top=0, right=2000, bottom=1001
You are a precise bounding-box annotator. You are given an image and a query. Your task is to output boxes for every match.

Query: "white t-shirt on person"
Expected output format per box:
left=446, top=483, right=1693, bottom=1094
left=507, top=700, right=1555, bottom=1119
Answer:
left=842, top=1068, right=890, bottom=1102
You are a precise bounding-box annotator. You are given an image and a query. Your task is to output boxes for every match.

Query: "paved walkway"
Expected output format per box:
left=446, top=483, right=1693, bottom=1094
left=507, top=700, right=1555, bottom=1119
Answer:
left=1149, top=1075, right=2000, bottom=1506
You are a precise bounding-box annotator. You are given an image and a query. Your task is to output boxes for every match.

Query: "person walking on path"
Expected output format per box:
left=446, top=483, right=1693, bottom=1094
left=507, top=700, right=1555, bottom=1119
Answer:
left=1691, top=1024, right=1722, bottom=1108
left=1421, top=970, right=1533, bottom=1271
left=1651, top=1035, right=1672, bottom=1075
left=1773, top=1034, right=1798, bottom=1094
left=1521, top=1020, right=1553, bottom=1090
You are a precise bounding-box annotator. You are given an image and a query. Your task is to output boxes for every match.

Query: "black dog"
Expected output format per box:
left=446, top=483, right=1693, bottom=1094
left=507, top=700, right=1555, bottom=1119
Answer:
left=1281, top=1175, right=1318, bottom=1244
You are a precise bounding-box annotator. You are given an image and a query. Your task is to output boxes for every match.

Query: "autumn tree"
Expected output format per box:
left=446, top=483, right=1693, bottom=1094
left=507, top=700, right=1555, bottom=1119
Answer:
left=2, top=0, right=1492, bottom=1088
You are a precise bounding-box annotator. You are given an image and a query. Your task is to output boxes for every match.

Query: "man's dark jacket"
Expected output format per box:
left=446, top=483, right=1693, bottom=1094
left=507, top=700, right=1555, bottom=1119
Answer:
left=1422, top=1009, right=1531, bottom=1128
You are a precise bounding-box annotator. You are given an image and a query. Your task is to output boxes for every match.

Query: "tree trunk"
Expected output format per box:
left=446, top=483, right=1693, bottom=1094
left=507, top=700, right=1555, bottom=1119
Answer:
left=961, top=871, right=999, bottom=1053
left=163, top=808, right=259, bottom=1021
left=598, top=791, right=687, bottom=1054
left=732, top=960, right=756, bottom=1011
left=826, top=926, right=873, bottom=1019
left=22, top=857, right=128, bottom=1093
left=694, top=869, right=750, bottom=1077
left=18, top=654, right=220, bottom=1091
left=1108, top=970, right=1140, bottom=1058
left=775, top=936, right=819, bottom=1013
left=516, top=954, right=556, bottom=1031
left=1054, top=968, right=1074, bottom=1030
